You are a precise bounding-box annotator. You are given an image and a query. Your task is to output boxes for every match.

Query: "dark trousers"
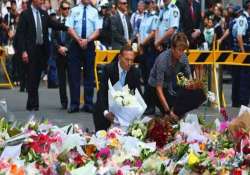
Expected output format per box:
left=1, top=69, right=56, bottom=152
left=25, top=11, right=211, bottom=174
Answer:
left=20, top=61, right=28, bottom=91
left=26, top=45, right=46, bottom=110
left=239, top=67, right=250, bottom=106
left=140, top=44, right=157, bottom=110
left=56, top=54, right=68, bottom=107
left=11, top=53, right=21, bottom=82
left=231, top=66, right=241, bottom=107
left=149, top=86, right=176, bottom=114
left=93, top=107, right=111, bottom=131
left=68, top=42, right=95, bottom=108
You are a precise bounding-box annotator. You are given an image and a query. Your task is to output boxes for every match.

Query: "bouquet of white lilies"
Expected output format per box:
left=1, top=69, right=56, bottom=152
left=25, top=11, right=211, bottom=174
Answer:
left=108, top=80, right=147, bottom=128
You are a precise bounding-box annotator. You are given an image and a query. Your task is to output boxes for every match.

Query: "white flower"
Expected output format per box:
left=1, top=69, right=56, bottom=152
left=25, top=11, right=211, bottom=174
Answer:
left=114, top=96, right=124, bottom=106
left=207, top=91, right=216, bottom=103
left=131, top=129, right=143, bottom=139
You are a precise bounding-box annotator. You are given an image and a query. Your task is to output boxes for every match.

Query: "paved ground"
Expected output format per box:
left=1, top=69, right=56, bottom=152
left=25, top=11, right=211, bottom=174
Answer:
left=0, top=80, right=241, bottom=132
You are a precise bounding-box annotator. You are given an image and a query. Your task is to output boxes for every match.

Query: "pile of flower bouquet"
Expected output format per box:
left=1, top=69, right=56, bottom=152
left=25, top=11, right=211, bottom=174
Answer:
left=173, top=72, right=207, bottom=116
left=0, top=107, right=250, bottom=175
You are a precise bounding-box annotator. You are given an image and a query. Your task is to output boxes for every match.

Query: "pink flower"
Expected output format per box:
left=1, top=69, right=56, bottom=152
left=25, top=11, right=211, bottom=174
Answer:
left=219, top=121, right=229, bottom=133
left=134, top=159, right=142, bottom=168
left=220, top=108, right=228, bottom=121
left=225, top=148, right=235, bottom=158
left=0, top=160, right=10, bottom=170
left=96, top=147, right=111, bottom=160
left=123, top=159, right=132, bottom=166
left=115, top=170, right=123, bottom=175
left=208, top=151, right=215, bottom=160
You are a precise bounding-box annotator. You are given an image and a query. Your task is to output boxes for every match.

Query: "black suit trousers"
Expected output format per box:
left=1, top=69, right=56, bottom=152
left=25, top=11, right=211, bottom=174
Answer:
left=56, top=54, right=68, bottom=106
left=26, top=45, right=46, bottom=110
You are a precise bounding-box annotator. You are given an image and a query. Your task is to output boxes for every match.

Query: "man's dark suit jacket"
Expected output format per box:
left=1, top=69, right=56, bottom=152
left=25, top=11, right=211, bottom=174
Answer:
left=17, top=7, right=67, bottom=67
left=93, top=60, right=141, bottom=131
left=51, top=17, right=71, bottom=55
left=110, top=12, right=132, bottom=49
left=176, top=0, right=204, bottom=48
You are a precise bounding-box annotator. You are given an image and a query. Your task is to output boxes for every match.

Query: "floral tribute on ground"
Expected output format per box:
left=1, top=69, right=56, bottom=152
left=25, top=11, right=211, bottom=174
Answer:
left=0, top=105, right=250, bottom=174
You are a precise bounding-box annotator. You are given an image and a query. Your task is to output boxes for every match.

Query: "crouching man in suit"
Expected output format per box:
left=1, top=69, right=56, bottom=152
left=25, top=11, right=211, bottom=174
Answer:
left=93, top=45, right=141, bottom=131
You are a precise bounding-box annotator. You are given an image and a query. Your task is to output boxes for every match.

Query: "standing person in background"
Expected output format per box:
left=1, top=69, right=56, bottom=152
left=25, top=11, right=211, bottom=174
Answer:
left=98, top=1, right=112, bottom=48
left=176, top=0, right=203, bottom=49
left=230, top=6, right=247, bottom=107
left=239, top=1, right=250, bottom=106
left=19, top=0, right=28, bottom=13
left=130, top=0, right=145, bottom=41
left=66, top=0, right=102, bottom=113
left=213, top=4, right=225, bottom=46
left=17, top=0, right=78, bottom=111
left=154, top=0, right=180, bottom=52
left=4, top=0, right=19, bottom=85
left=52, top=0, right=71, bottom=110
left=111, top=2, right=116, bottom=16
left=138, top=0, right=158, bottom=115
left=14, top=0, right=28, bottom=92
left=218, top=5, right=248, bottom=107
left=110, top=0, right=132, bottom=49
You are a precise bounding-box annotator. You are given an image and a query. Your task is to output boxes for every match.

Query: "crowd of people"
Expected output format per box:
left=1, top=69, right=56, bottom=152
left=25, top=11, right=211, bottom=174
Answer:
left=1, top=0, right=250, bottom=130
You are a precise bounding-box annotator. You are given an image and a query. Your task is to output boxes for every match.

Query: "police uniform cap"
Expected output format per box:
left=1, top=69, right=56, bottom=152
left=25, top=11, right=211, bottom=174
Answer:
left=144, top=0, right=155, bottom=4
left=233, top=5, right=243, bottom=14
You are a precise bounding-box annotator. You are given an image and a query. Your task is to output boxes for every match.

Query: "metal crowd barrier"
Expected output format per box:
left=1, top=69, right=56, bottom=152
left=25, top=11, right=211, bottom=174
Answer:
left=95, top=47, right=250, bottom=109
left=0, top=47, right=13, bottom=89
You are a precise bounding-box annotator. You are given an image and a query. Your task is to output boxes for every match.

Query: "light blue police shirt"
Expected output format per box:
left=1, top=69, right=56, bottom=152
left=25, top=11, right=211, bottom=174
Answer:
left=139, top=11, right=158, bottom=43
left=157, top=2, right=180, bottom=40
left=65, top=3, right=103, bottom=38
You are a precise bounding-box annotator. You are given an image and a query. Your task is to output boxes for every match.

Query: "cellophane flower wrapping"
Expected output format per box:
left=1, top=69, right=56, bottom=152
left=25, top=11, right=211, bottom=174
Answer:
left=108, top=80, right=147, bottom=128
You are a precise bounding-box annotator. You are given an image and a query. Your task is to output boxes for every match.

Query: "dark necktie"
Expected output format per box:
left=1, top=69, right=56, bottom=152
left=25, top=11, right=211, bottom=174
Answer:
left=61, top=18, right=66, bottom=43
left=189, top=3, right=196, bottom=21
left=36, top=10, right=43, bottom=44
left=81, top=6, right=87, bottom=38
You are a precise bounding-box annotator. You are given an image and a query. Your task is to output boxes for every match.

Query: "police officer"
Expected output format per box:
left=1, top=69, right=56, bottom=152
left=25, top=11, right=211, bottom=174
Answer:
left=138, top=0, right=158, bottom=115
left=66, top=0, right=102, bottom=113
left=239, top=0, right=250, bottom=106
left=154, top=0, right=180, bottom=52
left=230, top=5, right=248, bottom=107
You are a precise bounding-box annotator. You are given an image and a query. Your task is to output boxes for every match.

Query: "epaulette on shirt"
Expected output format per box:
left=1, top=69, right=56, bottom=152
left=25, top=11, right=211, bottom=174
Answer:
left=171, top=4, right=176, bottom=8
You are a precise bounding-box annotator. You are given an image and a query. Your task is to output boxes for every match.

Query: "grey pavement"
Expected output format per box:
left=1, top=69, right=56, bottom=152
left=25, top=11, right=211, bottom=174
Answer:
left=0, top=81, right=241, bottom=132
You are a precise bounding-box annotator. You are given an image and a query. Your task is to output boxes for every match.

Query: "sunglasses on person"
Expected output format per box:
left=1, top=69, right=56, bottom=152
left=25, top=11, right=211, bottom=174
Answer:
left=120, top=2, right=128, bottom=5
left=62, top=7, right=70, bottom=10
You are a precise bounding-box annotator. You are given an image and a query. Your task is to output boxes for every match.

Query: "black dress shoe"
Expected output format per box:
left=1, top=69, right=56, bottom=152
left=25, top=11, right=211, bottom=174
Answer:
left=26, top=107, right=39, bottom=111
left=61, top=104, right=68, bottom=110
left=20, top=87, right=25, bottom=92
left=80, top=105, right=94, bottom=113
left=144, top=108, right=155, bottom=115
left=68, top=107, right=79, bottom=113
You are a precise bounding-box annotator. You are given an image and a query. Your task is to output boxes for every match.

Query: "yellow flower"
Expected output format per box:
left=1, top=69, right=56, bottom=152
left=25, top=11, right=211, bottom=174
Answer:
left=96, top=130, right=107, bottom=138
left=109, top=138, right=120, bottom=148
left=188, top=150, right=200, bottom=166
left=220, top=169, right=230, bottom=175
left=210, top=131, right=219, bottom=140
